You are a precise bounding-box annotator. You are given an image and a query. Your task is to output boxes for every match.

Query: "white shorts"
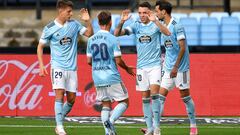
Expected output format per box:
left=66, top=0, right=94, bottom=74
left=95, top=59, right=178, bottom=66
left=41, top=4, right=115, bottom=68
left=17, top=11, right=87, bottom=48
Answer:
left=51, top=69, right=78, bottom=93
left=96, top=83, right=129, bottom=102
left=161, top=70, right=190, bottom=90
left=136, top=66, right=161, bottom=91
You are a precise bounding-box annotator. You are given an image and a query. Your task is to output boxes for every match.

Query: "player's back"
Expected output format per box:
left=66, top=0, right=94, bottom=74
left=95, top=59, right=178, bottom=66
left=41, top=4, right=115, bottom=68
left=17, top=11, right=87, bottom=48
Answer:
left=87, top=30, right=122, bottom=86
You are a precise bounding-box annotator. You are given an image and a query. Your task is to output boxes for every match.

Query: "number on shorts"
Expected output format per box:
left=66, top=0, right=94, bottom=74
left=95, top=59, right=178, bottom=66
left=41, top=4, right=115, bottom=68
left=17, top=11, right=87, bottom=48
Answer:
left=91, top=43, right=109, bottom=61
left=161, top=70, right=165, bottom=77
left=137, top=74, right=142, bottom=81
left=54, top=71, right=63, bottom=79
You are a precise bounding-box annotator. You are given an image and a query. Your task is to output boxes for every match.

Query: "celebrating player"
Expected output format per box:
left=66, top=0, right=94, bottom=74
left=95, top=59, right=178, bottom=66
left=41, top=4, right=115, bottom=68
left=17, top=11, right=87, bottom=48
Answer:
left=86, top=11, right=135, bottom=135
left=37, top=0, right=93, bottom=135
left=114, top=2, right=170, bottom=135
left=155, top=1, right=198, bottom=135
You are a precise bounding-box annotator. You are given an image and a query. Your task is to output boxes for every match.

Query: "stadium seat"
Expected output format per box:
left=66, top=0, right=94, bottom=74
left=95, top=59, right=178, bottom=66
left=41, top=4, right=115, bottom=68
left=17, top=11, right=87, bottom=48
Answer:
left=220, top=17, right=240, bottom=46
left=171, top=13, right=188, bottom=20
left=117, top=34, right=136, bottom=46
left=130, top=12, right=139, bottom=21
left=189, top=12, right=208, bottom=22
left=231, top=12, right=240, bottom=21
left=92, top=18, right=100, bottom=33
left=209, top=12, right=229, bottom=23
left=179, top=17, right=199, bottom=46
left=200, top=17, right=220, bottom=46
left=114, top=15, right=137, bottom=46
left=110, top=14, right=120, bottom=34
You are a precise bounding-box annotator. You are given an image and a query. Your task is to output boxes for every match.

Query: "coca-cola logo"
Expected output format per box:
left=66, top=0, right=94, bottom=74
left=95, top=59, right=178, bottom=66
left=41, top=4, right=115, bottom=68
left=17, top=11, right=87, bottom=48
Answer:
left=0, top=60, right=49, bottom=110
left=83, top=82, right=102, bottom=112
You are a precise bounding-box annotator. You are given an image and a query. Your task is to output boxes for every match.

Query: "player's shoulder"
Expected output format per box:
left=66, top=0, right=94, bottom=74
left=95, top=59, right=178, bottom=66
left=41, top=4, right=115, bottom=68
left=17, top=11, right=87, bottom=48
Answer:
left=171, top=17, right=183, bottom=26
left=45, top=21, right=55, bottom=29
left=67, top=19, right=79, bottom=25
left=171, top=18, right=179, bottom=25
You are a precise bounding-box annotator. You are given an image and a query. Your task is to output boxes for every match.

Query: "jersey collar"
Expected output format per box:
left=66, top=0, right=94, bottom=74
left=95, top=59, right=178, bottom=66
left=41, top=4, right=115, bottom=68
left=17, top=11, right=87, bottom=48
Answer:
left=54, top=19, right=68, bottom=28
left=141, top=21, right=153, bottom=26
left=98, top=30, right=110, bottom=33
left=166, top=17, right=174, bottom=29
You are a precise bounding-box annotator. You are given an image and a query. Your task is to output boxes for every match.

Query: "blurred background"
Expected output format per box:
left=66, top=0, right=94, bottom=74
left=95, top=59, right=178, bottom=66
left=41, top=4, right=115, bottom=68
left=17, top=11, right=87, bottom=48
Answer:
left=0, top=0, right=240, bottom=118
left=0, top=0, right=240, bottom=53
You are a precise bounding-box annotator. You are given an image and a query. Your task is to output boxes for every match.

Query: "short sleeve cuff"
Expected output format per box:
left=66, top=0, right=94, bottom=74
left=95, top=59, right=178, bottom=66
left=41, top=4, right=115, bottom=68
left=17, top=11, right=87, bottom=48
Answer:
left=39, top=39, right=47, bottom=45
left=177, top=35, right=185, bottom=41
left=79, top=27, right=87, bottom=35
left=114, top=51, right=122, bottom=57
left=87, top=53, right=92, bottom=57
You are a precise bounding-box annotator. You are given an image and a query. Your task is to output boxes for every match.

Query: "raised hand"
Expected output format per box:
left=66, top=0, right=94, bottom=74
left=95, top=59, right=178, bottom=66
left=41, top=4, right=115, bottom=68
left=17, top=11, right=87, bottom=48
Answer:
left=121, top=9, right=131, bottom=22
left=79, top=8, right=90, bottom=22
left=39, top=66, right=48, bottom=77
left=148, top=11, right=157, bottom=22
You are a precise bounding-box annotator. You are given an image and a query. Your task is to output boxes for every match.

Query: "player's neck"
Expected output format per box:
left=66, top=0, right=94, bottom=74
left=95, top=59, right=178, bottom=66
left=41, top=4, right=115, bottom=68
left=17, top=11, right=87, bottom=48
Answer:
left=164, top=15, right=171, bottom=25
left=100, top=25, right=110, bottom=32
left=56, top=17, right=67, bottom=25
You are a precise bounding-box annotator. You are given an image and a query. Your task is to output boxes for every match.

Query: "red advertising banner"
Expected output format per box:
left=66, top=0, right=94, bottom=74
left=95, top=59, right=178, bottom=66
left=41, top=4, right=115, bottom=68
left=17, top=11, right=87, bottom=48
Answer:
left=0, top=54, right=240, bottom=116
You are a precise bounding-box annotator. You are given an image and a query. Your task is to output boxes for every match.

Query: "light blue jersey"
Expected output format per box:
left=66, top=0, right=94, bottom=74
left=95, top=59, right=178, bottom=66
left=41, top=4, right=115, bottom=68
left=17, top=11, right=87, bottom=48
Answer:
left=40, top=19, right=86, bottom=71
left=161, top=17, right=190, bottom=72
left=87, top=30, right=122, bottom=86
left=125, top=21, right=161, bottom=69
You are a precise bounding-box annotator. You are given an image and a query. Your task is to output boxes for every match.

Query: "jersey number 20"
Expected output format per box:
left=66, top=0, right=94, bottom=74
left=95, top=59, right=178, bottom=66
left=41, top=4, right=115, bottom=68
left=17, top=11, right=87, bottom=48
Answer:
left=91, top=43, right=109, bottom=61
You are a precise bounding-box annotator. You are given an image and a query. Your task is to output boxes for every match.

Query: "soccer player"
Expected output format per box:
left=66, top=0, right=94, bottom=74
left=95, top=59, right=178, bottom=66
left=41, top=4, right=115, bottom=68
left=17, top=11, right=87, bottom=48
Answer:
left=86, top=11, right=135, bottom=135
left=37, top=0, right=93, bottom=135
left=155, top=1, right=198, bottom=135
left=114, top=2, right=170, bottom=135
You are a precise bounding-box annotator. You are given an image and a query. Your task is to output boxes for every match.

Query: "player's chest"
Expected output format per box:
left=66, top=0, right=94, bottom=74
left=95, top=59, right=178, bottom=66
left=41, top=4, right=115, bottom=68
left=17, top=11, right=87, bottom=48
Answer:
left=52, top=25, right=78, bottom=40
left=136, top=26, right=159, bottom=43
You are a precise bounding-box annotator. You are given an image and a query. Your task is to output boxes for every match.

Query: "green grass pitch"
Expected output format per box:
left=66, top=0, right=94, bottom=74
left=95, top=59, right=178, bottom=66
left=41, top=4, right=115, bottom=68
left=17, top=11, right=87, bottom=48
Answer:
left=0, top=117, right=239, bottom=135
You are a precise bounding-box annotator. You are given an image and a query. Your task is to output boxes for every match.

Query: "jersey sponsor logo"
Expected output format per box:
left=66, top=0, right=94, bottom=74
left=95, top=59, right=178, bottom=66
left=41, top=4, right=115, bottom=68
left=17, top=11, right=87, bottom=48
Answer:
left=139, top=35, right=151, bottom=43
left=60, top=37, right=72, bottom=45
left=164, top=40, right=173, bottom=48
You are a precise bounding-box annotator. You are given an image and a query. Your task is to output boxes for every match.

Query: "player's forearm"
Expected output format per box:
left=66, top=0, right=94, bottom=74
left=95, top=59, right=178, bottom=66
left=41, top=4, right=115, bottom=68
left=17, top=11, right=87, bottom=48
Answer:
left=85, top=21, right=93, bottom=37
left=174, top=41, right=186, bottom=68
left=114, top=20, right=125, bottom=36
left=154, top=21, right=171, bottom=36
left=116, top=57, right=129, bottom=71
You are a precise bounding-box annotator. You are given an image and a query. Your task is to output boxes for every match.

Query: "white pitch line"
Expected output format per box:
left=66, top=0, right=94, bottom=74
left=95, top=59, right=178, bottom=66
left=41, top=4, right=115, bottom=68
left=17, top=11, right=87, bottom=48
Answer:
left=0, top=125, right=239, bottom=129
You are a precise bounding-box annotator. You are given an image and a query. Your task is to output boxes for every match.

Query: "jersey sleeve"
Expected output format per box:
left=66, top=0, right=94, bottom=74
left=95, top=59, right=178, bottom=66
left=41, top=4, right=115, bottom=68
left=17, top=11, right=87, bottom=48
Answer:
left=113, top=38, right=122, bottom=57
left=124, top=22, right=136, bottom=35
left=39, top=26, right=51, bottom=45
left=175, top=23, right=186, bottom=41
left=86, top=39, right=92, bottom=57
left=76, top=20, right=87, bottom=35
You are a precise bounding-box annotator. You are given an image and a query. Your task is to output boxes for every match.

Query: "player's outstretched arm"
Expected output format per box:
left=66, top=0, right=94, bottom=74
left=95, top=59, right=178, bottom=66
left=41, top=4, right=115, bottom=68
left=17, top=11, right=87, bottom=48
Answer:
left=37, top=43, right=48, bottom=77
left=148, top=11, right=171, bottom=36
left=115, top=56, right=135, bottom=76
left=114, top=9, right=131, bottom=36
left=79, top=8, right=93, bottom=37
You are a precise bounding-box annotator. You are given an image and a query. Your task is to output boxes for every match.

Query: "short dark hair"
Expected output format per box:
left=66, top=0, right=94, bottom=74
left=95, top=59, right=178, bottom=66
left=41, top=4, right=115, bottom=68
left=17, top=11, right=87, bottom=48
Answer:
left=98, top=11, right=111, bottom=25
left=139, top=2, right=152, bottom=9
left=156, top=0, right=172, bottom=14
left=56, top=0, right=73, bottom=9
